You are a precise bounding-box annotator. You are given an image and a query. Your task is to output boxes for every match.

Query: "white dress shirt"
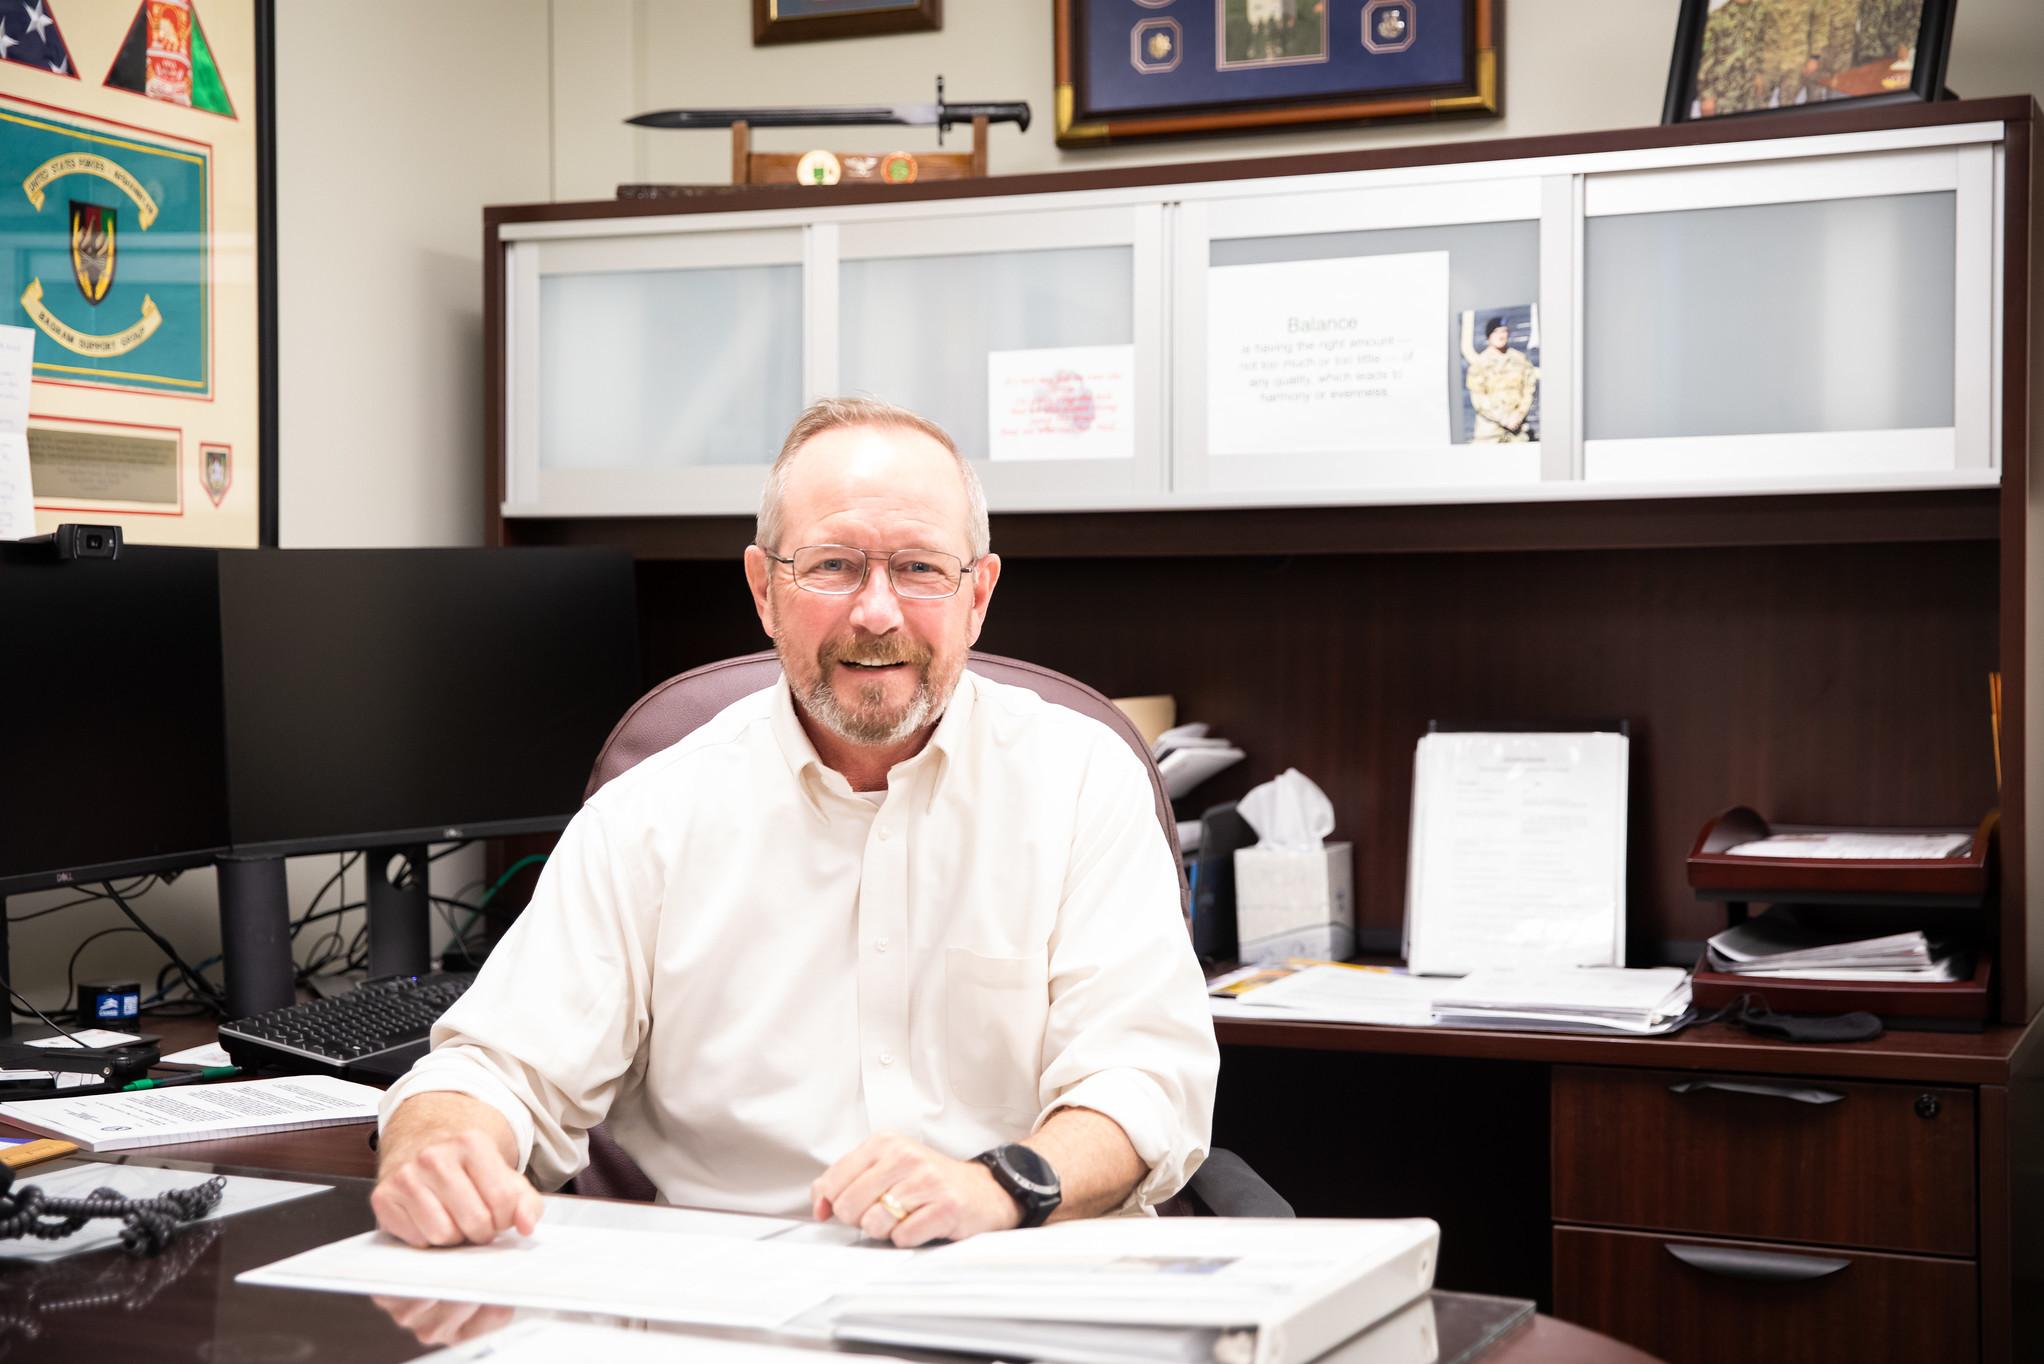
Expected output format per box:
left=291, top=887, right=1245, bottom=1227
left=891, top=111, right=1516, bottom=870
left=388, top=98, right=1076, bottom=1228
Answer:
left=381, top=668, right=1220, bottom=1217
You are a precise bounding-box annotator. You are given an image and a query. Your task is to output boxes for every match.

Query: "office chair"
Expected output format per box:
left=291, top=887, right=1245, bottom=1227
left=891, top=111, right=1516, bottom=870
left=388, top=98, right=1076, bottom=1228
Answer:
left=564, top=649, right=1292, bottom=1218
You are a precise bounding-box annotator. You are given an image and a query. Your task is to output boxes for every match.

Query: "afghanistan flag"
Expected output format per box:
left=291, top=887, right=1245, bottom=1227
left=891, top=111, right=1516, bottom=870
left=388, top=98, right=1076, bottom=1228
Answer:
left=106, top=0, right=234, bottom=116
left=0, top=1, right=77, bottom=77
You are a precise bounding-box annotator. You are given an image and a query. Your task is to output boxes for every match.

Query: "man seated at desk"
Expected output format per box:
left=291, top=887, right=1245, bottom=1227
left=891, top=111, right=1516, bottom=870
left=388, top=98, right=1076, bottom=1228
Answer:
left=372, top=397, right=1219, bottom=1249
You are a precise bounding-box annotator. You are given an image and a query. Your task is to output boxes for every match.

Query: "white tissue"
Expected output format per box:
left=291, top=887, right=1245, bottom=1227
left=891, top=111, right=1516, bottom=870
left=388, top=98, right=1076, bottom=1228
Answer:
left=1236, top=768, right=1335, bottom=850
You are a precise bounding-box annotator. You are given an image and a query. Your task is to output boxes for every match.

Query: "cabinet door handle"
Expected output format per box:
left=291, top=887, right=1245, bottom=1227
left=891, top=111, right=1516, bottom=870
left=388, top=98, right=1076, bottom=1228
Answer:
left=1667, top=1079, right=1843, bottom=1106
left=1665, top=1242, right=1851, bottom=1283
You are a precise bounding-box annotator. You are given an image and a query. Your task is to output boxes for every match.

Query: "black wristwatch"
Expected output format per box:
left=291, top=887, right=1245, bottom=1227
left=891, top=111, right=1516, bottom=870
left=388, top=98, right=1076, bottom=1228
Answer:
left=973, top=1142, right=1061, bottom=1228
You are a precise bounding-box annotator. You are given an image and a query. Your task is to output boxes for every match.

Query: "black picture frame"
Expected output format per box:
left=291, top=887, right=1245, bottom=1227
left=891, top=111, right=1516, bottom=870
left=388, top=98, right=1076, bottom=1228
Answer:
left=1662, top=0, right=1956, bottom=125
left=752, top=0, right=941, bottom=46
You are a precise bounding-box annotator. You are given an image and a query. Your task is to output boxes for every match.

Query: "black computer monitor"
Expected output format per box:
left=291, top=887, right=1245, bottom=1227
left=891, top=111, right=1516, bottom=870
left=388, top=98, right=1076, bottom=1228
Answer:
left=0, top=542, right=232, bottom=1036
left=212, top=547, right=642, bottom=1009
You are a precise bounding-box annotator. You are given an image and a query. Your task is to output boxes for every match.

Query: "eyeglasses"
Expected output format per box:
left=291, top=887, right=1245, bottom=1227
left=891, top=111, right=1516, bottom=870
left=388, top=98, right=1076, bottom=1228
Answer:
left=760, top=544, right=978, bottom=600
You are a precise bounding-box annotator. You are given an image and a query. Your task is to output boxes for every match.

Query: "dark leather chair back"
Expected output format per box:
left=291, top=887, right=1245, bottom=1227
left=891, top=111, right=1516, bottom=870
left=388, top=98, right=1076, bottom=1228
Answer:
left=585, top=650, right=1187, bottom=909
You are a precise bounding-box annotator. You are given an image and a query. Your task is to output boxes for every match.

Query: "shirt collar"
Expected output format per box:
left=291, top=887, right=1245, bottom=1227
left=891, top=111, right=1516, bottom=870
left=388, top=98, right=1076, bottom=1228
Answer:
left=768, top=676, right=835, bottom=819
left=768, top=667, right=979, bottom=816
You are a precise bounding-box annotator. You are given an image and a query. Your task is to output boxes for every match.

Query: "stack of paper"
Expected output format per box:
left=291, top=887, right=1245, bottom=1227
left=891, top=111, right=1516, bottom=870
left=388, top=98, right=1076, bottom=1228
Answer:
left=1724, top=831, right=1972, bottom=859
left=1706, top=909, right=1965, bottom=983
left=1155, top=722, right=1245, bottom=801
left=1430, top=966, right=1692, bottom=1035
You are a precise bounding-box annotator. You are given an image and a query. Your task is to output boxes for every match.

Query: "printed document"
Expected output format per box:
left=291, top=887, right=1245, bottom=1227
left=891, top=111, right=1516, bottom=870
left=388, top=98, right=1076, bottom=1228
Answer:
left=1404, top=731, right=1629, bottom=976
left=986, top=344, right=1136, bottom=462
left=0, top=323, right=34, bottom=540
left=1207, top=253, right=1450, bottom=457
left=241, top=1197, right=910, bottom=1331
left=0, top=1074, right=380, bottom=1150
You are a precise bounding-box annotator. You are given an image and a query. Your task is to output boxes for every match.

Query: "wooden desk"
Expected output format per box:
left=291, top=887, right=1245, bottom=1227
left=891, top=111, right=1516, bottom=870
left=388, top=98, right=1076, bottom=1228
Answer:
left=1212, top=1013, right=2044, bottom=1364
left=0, top=1148, right=1657, bottom=1364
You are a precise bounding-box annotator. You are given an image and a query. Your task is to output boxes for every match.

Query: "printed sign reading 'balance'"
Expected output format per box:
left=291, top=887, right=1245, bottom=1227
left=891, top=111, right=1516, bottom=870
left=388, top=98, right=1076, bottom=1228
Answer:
left=1206, top=251, right=1450, bottom=456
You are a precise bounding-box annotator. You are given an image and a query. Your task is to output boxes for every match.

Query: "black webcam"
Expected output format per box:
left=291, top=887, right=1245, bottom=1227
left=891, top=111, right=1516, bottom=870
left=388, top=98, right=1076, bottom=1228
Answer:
left=21, top=523, right=123, bottom=561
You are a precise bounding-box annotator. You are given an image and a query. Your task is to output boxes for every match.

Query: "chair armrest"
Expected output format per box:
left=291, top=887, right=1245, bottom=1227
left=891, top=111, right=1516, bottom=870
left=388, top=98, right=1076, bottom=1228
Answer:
left=1185, top=1147, right=1294, bottom=1218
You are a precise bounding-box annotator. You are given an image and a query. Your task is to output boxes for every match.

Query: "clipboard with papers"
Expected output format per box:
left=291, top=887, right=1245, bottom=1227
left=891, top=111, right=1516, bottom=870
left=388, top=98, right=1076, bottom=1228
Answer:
left=1403, top=725, right=1631, bottom=978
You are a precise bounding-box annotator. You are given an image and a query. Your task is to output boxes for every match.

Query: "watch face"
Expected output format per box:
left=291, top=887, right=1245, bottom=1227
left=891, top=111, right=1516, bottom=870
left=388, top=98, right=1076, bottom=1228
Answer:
left=997, top=1143, right=1058, bottom=1195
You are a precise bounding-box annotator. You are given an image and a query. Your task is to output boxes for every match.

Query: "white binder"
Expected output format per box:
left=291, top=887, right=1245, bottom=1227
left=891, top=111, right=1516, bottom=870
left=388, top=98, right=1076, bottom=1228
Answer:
left=825, top=1216, right=1441, bottom=1364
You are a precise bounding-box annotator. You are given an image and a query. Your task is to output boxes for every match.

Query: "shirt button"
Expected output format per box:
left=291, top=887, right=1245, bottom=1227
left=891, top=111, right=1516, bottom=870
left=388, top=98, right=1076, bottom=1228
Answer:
left=874, top=937, right=890, bottom=954
left=878, top=1050, right=895, bottom=1066
left=877, top=824, right=892, bottom=842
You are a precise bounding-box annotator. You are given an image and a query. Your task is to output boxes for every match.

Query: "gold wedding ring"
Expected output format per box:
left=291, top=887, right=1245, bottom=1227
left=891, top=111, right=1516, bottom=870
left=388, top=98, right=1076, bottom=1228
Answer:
left=878, top=1190, right=910, bottom=1223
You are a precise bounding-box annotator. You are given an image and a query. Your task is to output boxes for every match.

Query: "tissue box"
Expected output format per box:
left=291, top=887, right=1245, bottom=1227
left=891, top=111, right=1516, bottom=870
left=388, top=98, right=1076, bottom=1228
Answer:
left=1233, top=842, right=1354, bottom=962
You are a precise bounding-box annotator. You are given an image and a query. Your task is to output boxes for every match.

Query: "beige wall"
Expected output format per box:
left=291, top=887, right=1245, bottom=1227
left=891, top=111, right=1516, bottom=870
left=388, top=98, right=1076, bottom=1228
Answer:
left=554, top=0, right=2044, bottom=200
left=11, top=0, right=2042, bottom=1007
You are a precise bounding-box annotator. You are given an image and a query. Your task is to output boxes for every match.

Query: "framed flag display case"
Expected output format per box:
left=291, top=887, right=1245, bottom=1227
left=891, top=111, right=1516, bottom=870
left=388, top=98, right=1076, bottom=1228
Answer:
left=0, top=0, right=274, bottom=546
left=1054, top=0, right=1498, bottom=147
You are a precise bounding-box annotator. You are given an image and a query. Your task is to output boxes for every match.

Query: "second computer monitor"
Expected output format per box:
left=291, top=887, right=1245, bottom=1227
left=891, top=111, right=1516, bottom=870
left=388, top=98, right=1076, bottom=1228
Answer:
left=217, top=546, right=642, bottom=856
left=214, top=546, right=642, bottom=994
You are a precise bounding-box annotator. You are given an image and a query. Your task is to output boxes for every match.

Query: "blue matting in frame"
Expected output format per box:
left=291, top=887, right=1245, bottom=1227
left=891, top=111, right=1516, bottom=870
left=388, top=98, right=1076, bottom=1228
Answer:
left=1080, top=1, right=1468, bottom=118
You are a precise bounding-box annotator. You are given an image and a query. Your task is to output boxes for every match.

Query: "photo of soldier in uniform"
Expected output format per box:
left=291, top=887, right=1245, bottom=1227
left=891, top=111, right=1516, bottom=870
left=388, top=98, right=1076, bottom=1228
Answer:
left=1458, top=306, right=1539, bottom=445
left=1220, top=0, right=1328, bottom=68
left=1686, top=0, right=1925, bottom=119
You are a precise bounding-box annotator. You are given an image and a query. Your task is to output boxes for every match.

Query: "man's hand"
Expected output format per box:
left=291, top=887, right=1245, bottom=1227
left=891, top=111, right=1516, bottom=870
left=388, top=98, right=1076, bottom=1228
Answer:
left=370, top=1296, right=515, bottom=1348
left=371, top=1091, right=542, bottom=1248
left=812, top=1132, right=1018, bottom=1247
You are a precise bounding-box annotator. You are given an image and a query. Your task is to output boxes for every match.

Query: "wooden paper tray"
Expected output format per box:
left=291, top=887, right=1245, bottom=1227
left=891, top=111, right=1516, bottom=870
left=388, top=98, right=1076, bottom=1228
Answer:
left=1690, top=952, right=1993, bottom=1028
left=1686, top=806, right=1995, bottom=907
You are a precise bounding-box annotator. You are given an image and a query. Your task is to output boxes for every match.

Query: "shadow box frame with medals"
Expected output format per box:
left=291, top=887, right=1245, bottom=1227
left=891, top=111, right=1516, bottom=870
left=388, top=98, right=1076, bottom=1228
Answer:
left=753, top=0, right=942, bottom=46
left=1, top=0, right=277, bottom=547
left=1662, top=0, right=1958, bottom=125
left=1053, top=0, right=1499, bottom=148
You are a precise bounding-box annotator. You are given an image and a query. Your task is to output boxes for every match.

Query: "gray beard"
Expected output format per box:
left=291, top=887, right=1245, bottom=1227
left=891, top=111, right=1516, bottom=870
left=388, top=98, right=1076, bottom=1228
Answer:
left=798, top=665, right=939, bottom=747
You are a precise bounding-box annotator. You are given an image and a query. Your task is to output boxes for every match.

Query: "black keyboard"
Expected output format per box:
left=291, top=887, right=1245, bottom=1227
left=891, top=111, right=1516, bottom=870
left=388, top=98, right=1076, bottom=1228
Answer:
left=219, top=972, right=476, bottom=1080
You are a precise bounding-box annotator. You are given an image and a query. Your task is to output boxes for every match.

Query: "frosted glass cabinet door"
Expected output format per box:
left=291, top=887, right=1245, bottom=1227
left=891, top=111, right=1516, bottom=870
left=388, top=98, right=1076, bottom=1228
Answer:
left=1176, top=178, right=1553, bottom=498
left=835, top=206, right=1165, bottom=509
left=504, top=229, right=808, bottom=516
left=1580, top=147, right=1995, bottom=485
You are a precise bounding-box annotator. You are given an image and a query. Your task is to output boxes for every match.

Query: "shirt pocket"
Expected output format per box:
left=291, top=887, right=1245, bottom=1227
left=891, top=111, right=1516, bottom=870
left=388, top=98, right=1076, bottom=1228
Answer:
left=943, top=947, right=1047, bottom=1114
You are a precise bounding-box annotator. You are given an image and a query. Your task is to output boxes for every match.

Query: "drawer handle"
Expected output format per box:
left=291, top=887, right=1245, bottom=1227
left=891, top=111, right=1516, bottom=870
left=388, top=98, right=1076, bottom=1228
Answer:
left=1668, top=1079, right=1842, bottom=1106
left=1665, top=1242, right=1851, bottom=1283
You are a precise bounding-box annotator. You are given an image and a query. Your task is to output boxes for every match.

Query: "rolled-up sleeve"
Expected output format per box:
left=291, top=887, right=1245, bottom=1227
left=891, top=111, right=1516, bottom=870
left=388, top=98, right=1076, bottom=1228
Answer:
left=1033, top=734, right=1219, bottom=1209
left=379, top=797, right=660, bottom=1190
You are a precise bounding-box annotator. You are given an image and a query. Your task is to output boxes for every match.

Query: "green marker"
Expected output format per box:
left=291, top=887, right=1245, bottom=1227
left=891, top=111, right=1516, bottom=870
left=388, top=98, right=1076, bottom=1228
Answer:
left=123, top=1066, right=240, bottom=1091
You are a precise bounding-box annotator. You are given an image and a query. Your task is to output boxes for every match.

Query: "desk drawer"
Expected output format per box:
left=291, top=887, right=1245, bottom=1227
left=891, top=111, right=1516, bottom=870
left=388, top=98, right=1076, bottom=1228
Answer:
left=1554, top=1227, right=1976, bottom=1364
left=1552, top=1066, right=1973, bottom=1255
